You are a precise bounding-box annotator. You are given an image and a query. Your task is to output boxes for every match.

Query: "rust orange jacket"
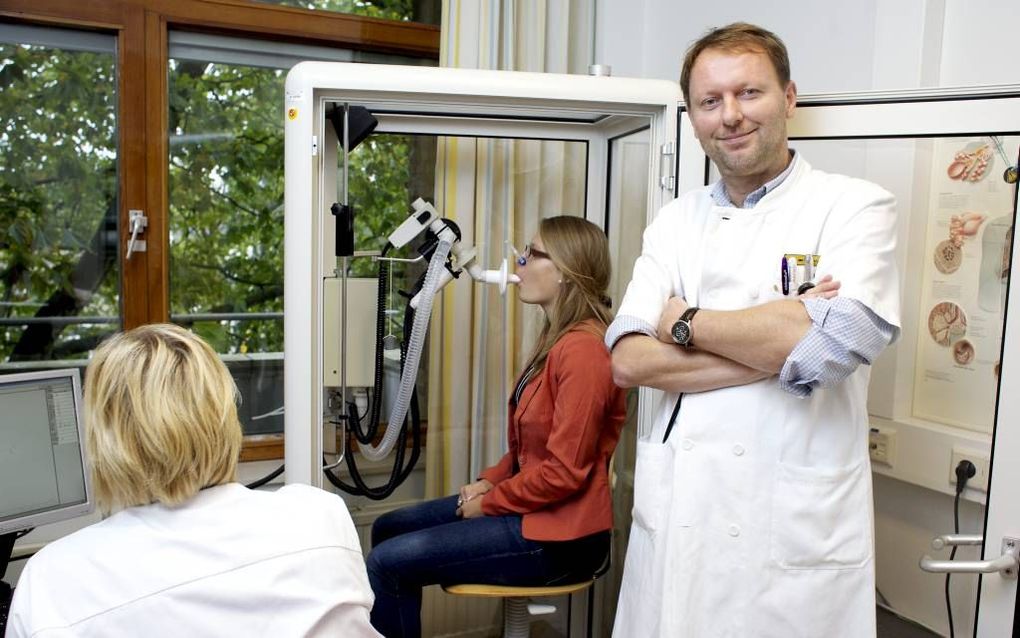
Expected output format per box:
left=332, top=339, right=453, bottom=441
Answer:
left=478, top=322, right=627, bottom=541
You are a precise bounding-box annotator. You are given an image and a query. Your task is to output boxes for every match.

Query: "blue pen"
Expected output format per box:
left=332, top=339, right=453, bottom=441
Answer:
left=781, top=256, right=790, bottom=295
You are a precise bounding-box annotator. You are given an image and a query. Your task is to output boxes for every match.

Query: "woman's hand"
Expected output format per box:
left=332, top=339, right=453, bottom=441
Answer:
left=457, top=496, right=485, bottom=519
left=456, top=479, right=492, bottom=518
left=458, top=479, right=493, bottom=505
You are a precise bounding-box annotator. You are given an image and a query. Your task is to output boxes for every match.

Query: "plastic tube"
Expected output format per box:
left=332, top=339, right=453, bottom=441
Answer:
left=359, top=238, right=452, bottom=461
left=409, top=256, right=520, bottom=308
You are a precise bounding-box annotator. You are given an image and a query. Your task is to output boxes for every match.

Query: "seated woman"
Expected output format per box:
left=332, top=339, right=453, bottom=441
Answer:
left=7, top=324, right=380, bottom=638
left=367, top=216, right=628, bottom=638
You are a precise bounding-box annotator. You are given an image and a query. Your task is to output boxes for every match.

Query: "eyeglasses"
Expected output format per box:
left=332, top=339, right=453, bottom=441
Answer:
left=516, top=244, right=550, bottom=266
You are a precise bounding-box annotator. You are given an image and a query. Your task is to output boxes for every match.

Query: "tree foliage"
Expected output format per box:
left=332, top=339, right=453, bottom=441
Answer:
left=0, top=43, right=118, bottom=362
left=168, top=59, right=422, bottom=354
left=1, top=1, right=432, bottom=362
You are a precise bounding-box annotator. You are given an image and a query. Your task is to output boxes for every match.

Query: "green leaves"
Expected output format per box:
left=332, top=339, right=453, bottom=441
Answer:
left=0, top=43, right=118, bottom=361
left=168, top=59, right=426, bottom=355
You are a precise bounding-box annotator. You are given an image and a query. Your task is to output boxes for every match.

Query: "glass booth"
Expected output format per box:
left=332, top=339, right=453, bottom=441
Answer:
left=283, top=64, right=1020, bottom=636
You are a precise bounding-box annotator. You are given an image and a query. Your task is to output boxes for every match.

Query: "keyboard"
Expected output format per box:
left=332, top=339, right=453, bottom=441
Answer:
left=1, top=581, right=11, bottom=635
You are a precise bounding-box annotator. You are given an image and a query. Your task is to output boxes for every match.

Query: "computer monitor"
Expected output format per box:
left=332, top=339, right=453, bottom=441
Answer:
left=0, top=369, right=92, bottom=539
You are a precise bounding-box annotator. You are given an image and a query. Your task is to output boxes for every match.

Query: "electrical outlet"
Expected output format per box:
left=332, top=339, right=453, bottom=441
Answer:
left=949, top=448, right=990, bottom=492
left=869, top=426, right=896, bottom=467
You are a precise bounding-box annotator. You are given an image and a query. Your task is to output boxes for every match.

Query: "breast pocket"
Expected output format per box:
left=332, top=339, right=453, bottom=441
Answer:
left=631, top=439, right=675, bottom=534
left=770, top=460, right=872, bottom=569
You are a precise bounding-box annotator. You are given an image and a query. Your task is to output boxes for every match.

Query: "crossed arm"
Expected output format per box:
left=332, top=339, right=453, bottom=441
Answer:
left=611, top=277, right=839, bottom=394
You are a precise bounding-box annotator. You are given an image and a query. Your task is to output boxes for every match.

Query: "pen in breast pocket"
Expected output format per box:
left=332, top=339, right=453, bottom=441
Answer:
left=781, top=256, right=790, bottom=295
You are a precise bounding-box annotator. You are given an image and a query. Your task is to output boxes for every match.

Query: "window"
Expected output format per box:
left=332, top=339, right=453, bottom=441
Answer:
left=256, top=0, right=441, bottom=25
left=0, top=25, right=119, bottom=367
left=167, top=32, right=436, bottom=433
left=1, top=0, right=439, bottom=450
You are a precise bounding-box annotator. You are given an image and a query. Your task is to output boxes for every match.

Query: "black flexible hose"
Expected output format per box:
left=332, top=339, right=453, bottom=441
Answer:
left=245, top=463, right=284, bottom=490
left=347, top=244, right=390, bottom=444
left=324, top=266, right=425, bottom=499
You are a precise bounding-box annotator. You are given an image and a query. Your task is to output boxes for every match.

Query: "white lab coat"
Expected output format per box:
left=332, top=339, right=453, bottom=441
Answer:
left=7, top=483, right=380, bottom=638
left=613, top=156, right=900, bottom=638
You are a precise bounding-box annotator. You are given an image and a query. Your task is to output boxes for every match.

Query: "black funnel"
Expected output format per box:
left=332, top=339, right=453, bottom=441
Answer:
left=327, top=104, right=379, bottom=152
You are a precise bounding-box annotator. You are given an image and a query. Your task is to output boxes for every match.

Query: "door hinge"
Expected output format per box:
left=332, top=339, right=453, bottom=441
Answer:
left=660, top=141, right=676, bottom=191
left=311, top=135, right=319, bottom=156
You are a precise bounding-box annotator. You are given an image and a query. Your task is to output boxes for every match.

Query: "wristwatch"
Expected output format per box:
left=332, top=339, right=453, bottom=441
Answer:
left=670, top=307, right=699, bottom=347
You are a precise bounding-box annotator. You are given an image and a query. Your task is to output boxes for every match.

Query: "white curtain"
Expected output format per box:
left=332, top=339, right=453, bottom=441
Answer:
left=425, top=0, right=594, bottom=498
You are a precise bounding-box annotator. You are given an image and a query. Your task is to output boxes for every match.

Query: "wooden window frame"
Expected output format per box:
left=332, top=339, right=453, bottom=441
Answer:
left=1, top=0, right=440, bottom=460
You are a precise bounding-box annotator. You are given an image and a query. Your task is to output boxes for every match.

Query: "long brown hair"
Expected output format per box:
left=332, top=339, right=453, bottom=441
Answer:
left=522, top=216, right=614, bottom=376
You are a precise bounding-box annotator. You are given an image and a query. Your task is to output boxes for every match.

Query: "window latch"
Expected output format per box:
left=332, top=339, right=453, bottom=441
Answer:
left=126, top=209, right=148, bottom=259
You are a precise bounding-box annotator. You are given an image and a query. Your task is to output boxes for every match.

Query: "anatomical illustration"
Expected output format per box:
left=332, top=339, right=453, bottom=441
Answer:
left=928, top=301, right=967, bottom=347
left=946, top=143, right=993, bottom=182
left=952, top=339, right=975, bottom=366
left=933, top=212, right=986, bottom=275
left=933, top=239, right=962, bottom=275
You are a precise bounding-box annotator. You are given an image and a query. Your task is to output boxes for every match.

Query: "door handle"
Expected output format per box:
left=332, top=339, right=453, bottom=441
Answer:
left=930, top=533, right=983, bottom=550
left=920, top=536, right=1018, bottom=580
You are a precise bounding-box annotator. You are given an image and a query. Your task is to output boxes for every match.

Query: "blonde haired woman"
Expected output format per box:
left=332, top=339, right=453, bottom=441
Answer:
left=7, top=324, right=380, bottom=637
left=367, top=216, right=628, bottom=638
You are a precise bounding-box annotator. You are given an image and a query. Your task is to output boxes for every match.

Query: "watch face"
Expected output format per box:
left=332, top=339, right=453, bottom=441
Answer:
left=671, top=320, right=691, bottom=345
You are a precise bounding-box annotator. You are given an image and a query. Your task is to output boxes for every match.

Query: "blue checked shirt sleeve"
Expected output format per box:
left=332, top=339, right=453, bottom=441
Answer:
left=605, top=315, right=657, bottom=351
left=779, top=297, right=897, bottom=397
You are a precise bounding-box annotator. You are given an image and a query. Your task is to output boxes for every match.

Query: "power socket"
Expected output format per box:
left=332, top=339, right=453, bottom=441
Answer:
left=869, top=426, right=897, bottom=467
left=949, top=448, right=990, bottom=492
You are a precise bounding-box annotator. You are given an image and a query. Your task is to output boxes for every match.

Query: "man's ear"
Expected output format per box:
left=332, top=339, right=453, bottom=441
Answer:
left=785, top=81, right=798, bottom=118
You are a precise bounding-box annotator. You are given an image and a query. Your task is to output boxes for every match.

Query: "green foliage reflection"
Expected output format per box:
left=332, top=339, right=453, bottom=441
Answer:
left=169, top=59, right=429, bottom=354
left=0, top=43, right=118, bottom=362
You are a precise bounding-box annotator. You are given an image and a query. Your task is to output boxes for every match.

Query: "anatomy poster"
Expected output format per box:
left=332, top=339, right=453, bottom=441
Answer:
left=912, top=136, right=1018, bottom=433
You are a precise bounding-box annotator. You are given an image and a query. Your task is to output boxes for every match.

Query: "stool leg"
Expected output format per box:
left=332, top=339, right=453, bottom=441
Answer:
left=503, top=596, right=530, bottom=638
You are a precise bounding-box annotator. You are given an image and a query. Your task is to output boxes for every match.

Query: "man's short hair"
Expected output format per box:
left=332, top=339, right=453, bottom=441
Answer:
left=680, top=22, right=791, bottom=105
left=84, top=323, right=242, bottom=512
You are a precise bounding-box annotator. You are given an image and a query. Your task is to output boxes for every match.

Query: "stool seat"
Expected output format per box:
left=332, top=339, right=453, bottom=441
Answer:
left=443, top=579, right=595, bottom=598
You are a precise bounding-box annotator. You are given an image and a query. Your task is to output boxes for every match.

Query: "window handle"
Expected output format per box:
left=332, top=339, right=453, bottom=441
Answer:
left=126, top=209, right=148, bottom=259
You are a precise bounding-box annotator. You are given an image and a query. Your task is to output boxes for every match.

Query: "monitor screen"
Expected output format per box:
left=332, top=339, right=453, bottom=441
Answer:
left=0, top=369, right=92, bottom=536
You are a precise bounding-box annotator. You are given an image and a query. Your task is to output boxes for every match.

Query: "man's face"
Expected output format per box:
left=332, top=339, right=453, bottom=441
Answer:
left=687, top=48, right=796, bottom=185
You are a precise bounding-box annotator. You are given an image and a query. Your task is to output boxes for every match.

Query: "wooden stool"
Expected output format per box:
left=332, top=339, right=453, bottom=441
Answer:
left=443, top=579, right=597, bottom=638
left=446, top=457, right=616, bottom=637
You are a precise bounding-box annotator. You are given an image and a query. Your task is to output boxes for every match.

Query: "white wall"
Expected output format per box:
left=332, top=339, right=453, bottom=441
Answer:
left=939, top=0, right=1020, bottom=87
left=595, top=0, right=1019, bottom=634
left=596, top=0, right=1017, bottom=93
left=597, top=0, right=882, bottom=91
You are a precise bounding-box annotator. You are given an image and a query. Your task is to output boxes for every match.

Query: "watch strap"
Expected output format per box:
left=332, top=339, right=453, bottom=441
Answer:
left=679, top=306, right=699, bottom=347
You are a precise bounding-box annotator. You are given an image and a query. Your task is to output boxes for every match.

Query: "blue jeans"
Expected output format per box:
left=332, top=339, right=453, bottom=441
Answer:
left=366, top=495, right=609, bottom=638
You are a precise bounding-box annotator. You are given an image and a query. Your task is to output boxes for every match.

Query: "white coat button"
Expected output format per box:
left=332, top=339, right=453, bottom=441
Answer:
left=732, top=444, right=745, bottom=456
left=728, top=524, right=741, bottom=537
left=681, top=439, right=694, bottom=451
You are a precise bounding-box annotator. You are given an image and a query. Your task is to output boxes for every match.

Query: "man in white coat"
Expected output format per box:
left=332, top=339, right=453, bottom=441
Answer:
left=607, top=23, right=900, bottom=637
